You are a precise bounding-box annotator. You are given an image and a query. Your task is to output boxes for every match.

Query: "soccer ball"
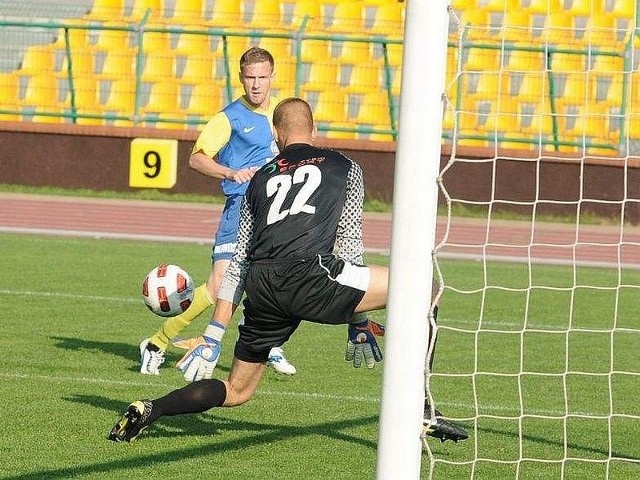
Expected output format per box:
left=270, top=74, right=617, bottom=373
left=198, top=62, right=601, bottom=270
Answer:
left=142, top=264, right=194, bottom=317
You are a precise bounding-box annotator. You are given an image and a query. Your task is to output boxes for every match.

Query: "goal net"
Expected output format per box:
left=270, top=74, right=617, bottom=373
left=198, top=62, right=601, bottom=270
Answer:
left=421, top=1, right=640, bottom=478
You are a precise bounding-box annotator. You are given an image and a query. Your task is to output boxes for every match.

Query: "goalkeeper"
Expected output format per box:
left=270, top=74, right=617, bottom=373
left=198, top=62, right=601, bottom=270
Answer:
left=109, top=97, right=468, bottom=445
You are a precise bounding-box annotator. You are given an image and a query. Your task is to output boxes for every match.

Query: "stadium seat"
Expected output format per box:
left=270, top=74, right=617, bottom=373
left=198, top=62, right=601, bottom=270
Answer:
left=463, top=47, right=500, bottom=71
left=608, top=0, right=636, bottom=18
left=125, top=0, right=165, bottom=22
left=326, top=2, right=365, bottom=33
left=324, top=121, right=357, bottom=139
left=140, top=31, right=172, bottom=53
left=64, top=76, right=101, bottom=111
left=20, top=75, right=63, bottom=108
left=331, top=40, right=373, bottom=66
left=548, top=47, right=586, bottom=72
left=382, top=42, right=403, bottom=67
left=85, top=0, right=126, bottom=21
left=173, top=32, right=211, bottom=55
left=18, top=46, right=55, bottom=75
left=289, top=0, right=324, bottom=30
left=214, top=36, right=252, bottom=63
left=313, top=90, right=349, bottom=123
left=178, top=54, right=215, bottom=84
left=301, top=61, right=340, bottom=93
left=145, top=112, right=189, bottom=130
left=142, top=81, right=180, bottom=113
left=182, top=82, right=224, bottom=117
left=581, top=14, right=620, bottom=47
left=342, top=63, right=382, bottom=95
left=504, top=48, right=545, bottom=72
left=248, top=0, right=284, bottom=29
left=57, top=48, right=97, bottom=77
left=53, top=20, right=90, bottom=49
left=456, top=9, right=491, bottom=40
left=523, top=0, right=562, bottom=14
left=480, top=0, right=520, bottom=12
left=515, top=72, right=547, bottom=104
left=101, top=80, right=136, bottom=112
left=367, top=2, right=404, bottom=36
left=98, top=49, right=137, bottom=80
left=169, top=0, right=206, bottom=24
left=256, top=37, right=294, bottom=59
left=206, top=0, right=244, bottom=28
left=141, top=53, right=176, bottom=81
left=298, top=39, right=331, bottom=63
left=565, top=0, right=605, bottom=16
left=271, top=56, right=297, bottom=92
left=92, top=23, right=131, bottom=51
left=541, top=12, right=575, bottom=44
left=351, top=92, right=392, bottom=126
left=0, top=73, right=20, bottom=117
left=499, top=10, right=533, bottom=43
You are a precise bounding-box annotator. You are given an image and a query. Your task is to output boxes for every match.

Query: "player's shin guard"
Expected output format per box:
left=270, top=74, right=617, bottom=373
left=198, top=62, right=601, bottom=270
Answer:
left=150, top=283, right=214, bottom=350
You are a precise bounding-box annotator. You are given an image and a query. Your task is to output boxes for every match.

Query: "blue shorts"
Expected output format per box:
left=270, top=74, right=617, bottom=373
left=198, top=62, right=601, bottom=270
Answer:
left=212, top=195, right=242, bottom=262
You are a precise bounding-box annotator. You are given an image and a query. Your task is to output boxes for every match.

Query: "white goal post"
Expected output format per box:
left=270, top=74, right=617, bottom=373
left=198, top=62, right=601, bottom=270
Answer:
left=378, top=0, right=640, bottom=478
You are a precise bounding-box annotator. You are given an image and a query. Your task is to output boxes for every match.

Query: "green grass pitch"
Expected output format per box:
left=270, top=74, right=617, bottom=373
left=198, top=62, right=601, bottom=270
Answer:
left=0, top=233, right=637, bottom=479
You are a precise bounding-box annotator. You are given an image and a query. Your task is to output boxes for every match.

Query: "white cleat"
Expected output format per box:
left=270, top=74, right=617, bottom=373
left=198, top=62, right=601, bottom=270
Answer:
left=266, top=347, right=297, bottom=375
left=139, top=338, right=165, bottom=375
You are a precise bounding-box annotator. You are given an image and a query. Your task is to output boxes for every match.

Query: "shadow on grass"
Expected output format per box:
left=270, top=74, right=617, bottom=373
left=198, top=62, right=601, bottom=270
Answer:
left=49, top=336, right=232, bottom=375
left=10, top=394, right=379, bottom=479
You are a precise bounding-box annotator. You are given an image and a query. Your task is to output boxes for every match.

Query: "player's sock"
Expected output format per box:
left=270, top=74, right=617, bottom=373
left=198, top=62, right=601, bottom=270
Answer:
left=150, top=283, right=214, bottom=350
left=150, top=378, right=227, bottom=421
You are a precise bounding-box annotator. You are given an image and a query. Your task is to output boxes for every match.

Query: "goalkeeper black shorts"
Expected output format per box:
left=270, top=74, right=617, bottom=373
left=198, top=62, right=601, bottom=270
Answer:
left=234, top=254, right=369, bottom=363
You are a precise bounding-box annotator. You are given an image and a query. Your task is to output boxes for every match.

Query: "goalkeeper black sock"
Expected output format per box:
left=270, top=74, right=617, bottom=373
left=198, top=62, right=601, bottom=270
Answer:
left=149, top=378, right=227, bottom=422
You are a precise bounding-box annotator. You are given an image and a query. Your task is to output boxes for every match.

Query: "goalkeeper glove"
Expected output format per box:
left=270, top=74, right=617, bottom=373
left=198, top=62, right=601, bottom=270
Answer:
left=174, top=321, right=226, bottom=382
left=345, top=318, right=385, bottom=369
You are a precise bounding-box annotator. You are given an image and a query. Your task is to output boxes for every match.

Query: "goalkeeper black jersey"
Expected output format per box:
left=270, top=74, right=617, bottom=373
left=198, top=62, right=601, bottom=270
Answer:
left=219, top=142, right=365, bottom=305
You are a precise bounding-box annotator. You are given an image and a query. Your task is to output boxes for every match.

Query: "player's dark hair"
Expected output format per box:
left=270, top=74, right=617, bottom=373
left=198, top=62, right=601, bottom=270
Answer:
left=240, top=47, right=274, bottom=73
left=273, top=97, right=314, bottom=134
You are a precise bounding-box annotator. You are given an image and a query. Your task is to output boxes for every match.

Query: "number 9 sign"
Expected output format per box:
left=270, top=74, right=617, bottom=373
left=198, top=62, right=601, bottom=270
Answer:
left=129, top=138, right=178, bottom=189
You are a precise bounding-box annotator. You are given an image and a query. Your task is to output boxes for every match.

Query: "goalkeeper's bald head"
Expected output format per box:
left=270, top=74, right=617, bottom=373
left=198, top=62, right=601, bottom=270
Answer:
left=272, top=97, right=316, bottom=150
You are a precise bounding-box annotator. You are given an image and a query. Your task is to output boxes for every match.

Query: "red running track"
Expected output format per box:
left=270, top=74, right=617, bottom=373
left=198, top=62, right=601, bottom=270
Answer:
left=1, top=193, right=639, bottom=268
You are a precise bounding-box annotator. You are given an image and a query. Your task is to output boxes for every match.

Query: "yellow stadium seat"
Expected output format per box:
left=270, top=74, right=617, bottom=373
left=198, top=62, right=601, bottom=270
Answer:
left=98, top=49, right=137, bottom=80
left=324, top=121, right=357, bottom=139
left=516, top=72, right=547, bottom=103
left=57, top=48, right=97, bottom=77
left=0, top=73, right=19, bottom=115
left=504, top=48, right=545, bottom=72
left=556, top=72, right=587, bottom=105
left=65, top=77, right=101, bottom=111
left=206, top=0, right=244, bottom=28
left=182, top=83, right=224, bottom=116
left=541, top=12, right=575, bottom=44
left=383, top=42, right=403, bottom=67
left=125, top=0, right=165, bottom=22
left=85, top=0, right=126, bottom=21
left=463, top=47, right=500, bottom=71
left=581, top=14, right=620, bottom=47
left=102, top=80, right=136, bottom=112
left=609, top=0, right=636, bottom=18
left=523, top=0, right=563, bottom=14
left=326, top=2, right=365, bottom=33
left=499, top=10, right=533, bottom=42
left=463, top=72, right=509, bottom=101
left=142, top=81, right=180, bottom=113
left=313, top=91, right=349, bottom=123
left=456, top=9, right=491, bottom=40
left=290, top=0, right=324, bottom=30
left=256, top=37, right=294, bottom=59
left=331, top=40, right=373, bottom=66
left=146, top=112, right=189, bottom=130
left=565, top=0, right=605, bottom=16
left=92, top=23, right=131, bottom=51
left=248, top=0, right=284, bottom=29
left=214, top=36, right=252, bottom=63
left=178, top=54, right=215, bottom=84
left=20, top=75, right=63, bottom=108
left=549, top=47, right=586, bottom=72
left=173, top=32, right=211, bottom=55
left=368, top=2, right=404, bottom=36
left=298, top=39, right=331, bottom=62
left=351, top=92, right=392, bottom=125
left=18, top=46, right=55, bottom=75
left=141, top=31, right=172, bottom=53
left=451, top=0, right=479, bottom=9
left=480, top=0, right=520, bottom=12
left=360, top=124, right=395, bottom=142
left=271, top=56, right=297, bottom=91
left=302, top=61, right=340, bottom=93
left=53, top=20, right=90, bottom=49
left=141, top=53, right=176, bottom=81
left=169, top=0, right=206, bottom=24
left=343, top=63, right=382, bottom=94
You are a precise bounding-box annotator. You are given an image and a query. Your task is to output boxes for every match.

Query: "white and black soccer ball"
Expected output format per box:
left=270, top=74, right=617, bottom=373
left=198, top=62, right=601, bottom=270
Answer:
left=142, top=264, right=194, bottom=317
